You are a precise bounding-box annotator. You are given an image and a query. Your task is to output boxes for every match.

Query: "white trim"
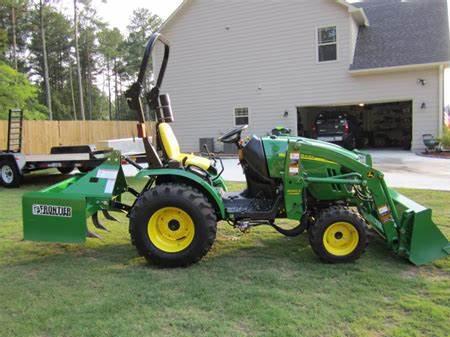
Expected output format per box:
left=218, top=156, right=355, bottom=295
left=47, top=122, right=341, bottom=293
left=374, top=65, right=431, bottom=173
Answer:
left=336, top=0, right=370, bottom=26
left=349, top=62, right=450, bottom=75
left=233, top=107, right=250, bottom=127
left=349, top=15, right=357, bottom=64
left=316, top=25, right=338, bottom=64
left=297, top=98, right=414, bottom=109
left=159, top=0, right=192, bottom=32
left=438, top=65, right=444, bottom=136
left=160, top=0, right=369, bottom=34
left=349, top=7, right=370, bottom=27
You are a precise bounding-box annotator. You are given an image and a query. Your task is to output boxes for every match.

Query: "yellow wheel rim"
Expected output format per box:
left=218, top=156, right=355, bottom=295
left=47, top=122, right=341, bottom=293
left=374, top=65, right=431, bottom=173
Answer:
left=323, top=222, right=359, bottom=256
left=148, top=207, right=195, bottom=253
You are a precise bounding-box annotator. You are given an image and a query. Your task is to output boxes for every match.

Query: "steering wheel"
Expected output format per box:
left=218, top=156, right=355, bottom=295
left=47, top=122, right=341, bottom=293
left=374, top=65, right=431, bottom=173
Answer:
left=218, top=125, right=248, bottom=144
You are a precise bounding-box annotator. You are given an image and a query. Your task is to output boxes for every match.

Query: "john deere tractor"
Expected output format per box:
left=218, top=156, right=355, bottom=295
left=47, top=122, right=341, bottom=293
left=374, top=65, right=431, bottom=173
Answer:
left=22, top=34, right=449, bottom=267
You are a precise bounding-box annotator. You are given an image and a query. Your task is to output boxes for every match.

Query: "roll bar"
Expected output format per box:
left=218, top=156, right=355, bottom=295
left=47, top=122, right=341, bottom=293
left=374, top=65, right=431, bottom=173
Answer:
left=125, top=33, right=170, bottom=168
left=126, top=33, right=170, bottom=118
left=137, top=33, right=170, bottom=92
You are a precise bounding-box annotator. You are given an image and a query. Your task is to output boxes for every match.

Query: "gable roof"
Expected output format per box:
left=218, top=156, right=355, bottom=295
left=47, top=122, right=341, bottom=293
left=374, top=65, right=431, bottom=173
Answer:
left=160, top=0, right=369, bottom=32
left=350, top=0, right=450, bottom=71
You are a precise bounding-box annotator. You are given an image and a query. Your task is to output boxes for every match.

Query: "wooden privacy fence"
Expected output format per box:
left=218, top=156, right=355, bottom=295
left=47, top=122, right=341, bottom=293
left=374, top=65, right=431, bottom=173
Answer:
left=0, top=120, right=155, bottom=154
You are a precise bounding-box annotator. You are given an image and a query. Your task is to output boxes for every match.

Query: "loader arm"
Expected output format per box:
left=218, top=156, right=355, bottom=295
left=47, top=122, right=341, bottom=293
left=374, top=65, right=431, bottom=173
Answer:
left=295, top=140, right=449, bottom=265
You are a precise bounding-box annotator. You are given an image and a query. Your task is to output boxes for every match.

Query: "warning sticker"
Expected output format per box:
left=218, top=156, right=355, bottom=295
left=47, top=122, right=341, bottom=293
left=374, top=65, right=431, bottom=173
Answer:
left=378, top=205, right=390, bottom=215
left=289, top=166, right=299, bottom=174
left=378, top=205, right=392, bottom=223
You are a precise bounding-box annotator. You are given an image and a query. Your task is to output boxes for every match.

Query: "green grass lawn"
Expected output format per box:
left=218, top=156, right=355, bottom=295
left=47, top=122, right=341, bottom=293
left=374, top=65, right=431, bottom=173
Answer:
left=0, top=172, right=449, bottom=337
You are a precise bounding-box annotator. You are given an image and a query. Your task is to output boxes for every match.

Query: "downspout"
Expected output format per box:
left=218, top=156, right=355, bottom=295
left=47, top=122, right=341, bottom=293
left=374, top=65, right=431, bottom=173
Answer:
left=438, top=65, right=444, bottom=136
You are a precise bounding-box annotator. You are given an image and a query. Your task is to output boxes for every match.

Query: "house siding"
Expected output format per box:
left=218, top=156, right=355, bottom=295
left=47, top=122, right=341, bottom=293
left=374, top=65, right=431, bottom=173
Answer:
left=157, top=0, right=440, bottom=152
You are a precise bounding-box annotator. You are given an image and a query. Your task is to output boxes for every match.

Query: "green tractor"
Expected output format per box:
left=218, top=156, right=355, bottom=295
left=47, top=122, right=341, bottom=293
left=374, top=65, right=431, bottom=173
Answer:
left=22, top=34, right=449, bottom=267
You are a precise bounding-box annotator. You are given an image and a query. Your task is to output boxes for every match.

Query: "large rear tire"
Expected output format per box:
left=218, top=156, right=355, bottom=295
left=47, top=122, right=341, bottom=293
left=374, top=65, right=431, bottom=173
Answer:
left=129, top=183, right=217, bottom=267
left=309, top=207, right=368, bottom=263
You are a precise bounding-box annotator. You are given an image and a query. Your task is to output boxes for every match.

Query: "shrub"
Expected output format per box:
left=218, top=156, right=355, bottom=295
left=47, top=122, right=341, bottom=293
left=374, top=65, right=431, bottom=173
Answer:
left=441, top=127, right=450, bottom=148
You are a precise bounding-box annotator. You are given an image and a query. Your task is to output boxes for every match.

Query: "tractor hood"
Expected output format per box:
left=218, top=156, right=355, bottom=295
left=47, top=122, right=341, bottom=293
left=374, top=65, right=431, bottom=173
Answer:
left=262, top=135, right=364, bottom=163
left=292, top=136, right=361, bottom=161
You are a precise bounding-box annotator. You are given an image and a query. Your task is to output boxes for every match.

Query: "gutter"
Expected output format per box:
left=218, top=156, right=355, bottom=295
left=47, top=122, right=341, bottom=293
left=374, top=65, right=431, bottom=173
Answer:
left=349, top=61, right=450, bottom=75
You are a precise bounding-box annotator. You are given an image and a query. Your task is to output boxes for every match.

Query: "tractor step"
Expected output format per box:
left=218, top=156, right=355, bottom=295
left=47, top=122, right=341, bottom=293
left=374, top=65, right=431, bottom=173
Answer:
left=223, top=192, right=273, bottom=213
left=223, top=192, right=281, bottom=220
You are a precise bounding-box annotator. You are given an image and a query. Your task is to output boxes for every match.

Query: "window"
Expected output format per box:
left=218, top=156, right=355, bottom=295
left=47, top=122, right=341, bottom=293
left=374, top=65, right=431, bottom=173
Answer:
left=317, top=26, right=337, bottom=62
left=234, top=108, right=249, bottom=126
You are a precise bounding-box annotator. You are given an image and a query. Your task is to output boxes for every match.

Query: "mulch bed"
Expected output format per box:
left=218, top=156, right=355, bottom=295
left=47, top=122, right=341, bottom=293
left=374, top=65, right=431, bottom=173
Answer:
left=419, top=151, right=450, bottom=159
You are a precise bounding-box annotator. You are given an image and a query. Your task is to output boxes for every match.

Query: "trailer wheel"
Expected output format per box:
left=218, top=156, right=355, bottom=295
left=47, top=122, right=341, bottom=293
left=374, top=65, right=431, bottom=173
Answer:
left=0, top=159, right=22, bottom=188
left=309, top=207, right=368, bottom=263
left=129, top=183, right=217, bottom=267
left=78, top=166, right=92, bottom=173
left=57, top=166, right=75, bottom=175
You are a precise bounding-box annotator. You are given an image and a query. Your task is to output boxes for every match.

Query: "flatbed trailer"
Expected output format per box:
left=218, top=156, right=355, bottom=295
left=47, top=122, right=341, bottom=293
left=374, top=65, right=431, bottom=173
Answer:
left=0, top=109, right=109, bottom=188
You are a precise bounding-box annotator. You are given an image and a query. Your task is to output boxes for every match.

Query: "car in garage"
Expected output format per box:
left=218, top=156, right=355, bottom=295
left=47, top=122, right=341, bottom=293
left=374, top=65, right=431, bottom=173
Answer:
left=311, top=111, right=361, bottom=149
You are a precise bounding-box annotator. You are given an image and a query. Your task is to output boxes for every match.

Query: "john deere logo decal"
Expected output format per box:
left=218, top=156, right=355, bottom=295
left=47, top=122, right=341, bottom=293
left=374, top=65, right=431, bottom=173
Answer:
left=32, top=204, right=72, bottom=218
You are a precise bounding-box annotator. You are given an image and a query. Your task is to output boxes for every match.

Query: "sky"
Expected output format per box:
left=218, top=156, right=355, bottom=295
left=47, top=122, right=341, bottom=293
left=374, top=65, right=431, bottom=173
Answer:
left=94, top=0, right=183, bottom=31
left=56, top=0, right=183, bottom=30
left=57, top=0, right=449, bottom=105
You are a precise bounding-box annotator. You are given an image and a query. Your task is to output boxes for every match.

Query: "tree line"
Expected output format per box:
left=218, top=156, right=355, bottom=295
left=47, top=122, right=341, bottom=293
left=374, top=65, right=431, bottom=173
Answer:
left=0, top=0, right=162, bottom=120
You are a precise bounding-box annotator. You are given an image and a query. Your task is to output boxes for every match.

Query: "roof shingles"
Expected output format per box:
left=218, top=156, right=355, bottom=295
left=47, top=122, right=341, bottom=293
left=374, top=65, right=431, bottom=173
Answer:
left=350, top=0, right=450, bottom=70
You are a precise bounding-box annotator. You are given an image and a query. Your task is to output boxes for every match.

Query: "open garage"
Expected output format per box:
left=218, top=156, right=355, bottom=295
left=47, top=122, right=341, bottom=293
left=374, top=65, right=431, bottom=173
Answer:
left=297, top=101, right=413, bottom=150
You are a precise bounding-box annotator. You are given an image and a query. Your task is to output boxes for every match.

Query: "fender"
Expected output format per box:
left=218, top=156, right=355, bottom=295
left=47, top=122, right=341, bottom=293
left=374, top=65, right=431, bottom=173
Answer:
left=0, top=153, right=24, bottom=172
left=136, top=168, right=226, bottom=219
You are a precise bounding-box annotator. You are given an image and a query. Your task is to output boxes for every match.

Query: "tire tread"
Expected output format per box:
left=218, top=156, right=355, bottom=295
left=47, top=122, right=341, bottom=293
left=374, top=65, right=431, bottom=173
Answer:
left=129, top=183, right=217, bottom=267
left=309, top=206, right=368, bottom=263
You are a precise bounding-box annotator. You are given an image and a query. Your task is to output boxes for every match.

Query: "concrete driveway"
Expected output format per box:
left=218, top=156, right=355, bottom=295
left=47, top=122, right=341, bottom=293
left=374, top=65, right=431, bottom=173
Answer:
left=221, top=150, right=450, bottom=191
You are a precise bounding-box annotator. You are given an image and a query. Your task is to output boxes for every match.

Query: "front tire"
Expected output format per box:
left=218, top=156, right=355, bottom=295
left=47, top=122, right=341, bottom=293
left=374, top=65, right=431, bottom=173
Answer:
left=130, top=183, right=217, bottom=267
left=309, top=207, right=368, bottom=263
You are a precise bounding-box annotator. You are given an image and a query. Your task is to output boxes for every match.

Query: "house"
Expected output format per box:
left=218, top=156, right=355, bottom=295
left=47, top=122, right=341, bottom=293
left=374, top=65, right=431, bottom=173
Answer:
left=155, top=0, right=450, bottom=152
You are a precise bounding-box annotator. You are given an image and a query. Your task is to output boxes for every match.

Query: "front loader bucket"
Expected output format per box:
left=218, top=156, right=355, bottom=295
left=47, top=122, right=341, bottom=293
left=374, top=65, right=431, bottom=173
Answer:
left=23, top=151, right=127, bottom=243
left=389, top=189, right=450, bottom=265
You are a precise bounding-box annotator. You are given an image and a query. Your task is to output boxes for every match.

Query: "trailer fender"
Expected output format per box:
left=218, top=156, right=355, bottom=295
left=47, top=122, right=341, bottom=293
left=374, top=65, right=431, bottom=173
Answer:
left=13, top=153, right=26, bottom=171
left=0, top=153, right=25, bottom=172
left=136, top=169, right=226, bottom=219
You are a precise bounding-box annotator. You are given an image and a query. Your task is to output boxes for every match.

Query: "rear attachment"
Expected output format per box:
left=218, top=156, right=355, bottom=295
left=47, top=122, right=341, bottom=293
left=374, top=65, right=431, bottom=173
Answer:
left=23, top=151, right=129, bottom=243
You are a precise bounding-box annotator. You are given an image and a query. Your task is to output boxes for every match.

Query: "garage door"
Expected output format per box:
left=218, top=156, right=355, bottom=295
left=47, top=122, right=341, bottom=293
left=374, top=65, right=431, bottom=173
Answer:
left=297, top=101, right=413, bottom=150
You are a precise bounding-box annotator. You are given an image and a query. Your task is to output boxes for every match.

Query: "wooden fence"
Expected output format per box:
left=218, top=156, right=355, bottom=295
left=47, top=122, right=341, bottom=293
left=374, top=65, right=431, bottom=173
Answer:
left=0, top=120, right=155, bottom=154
